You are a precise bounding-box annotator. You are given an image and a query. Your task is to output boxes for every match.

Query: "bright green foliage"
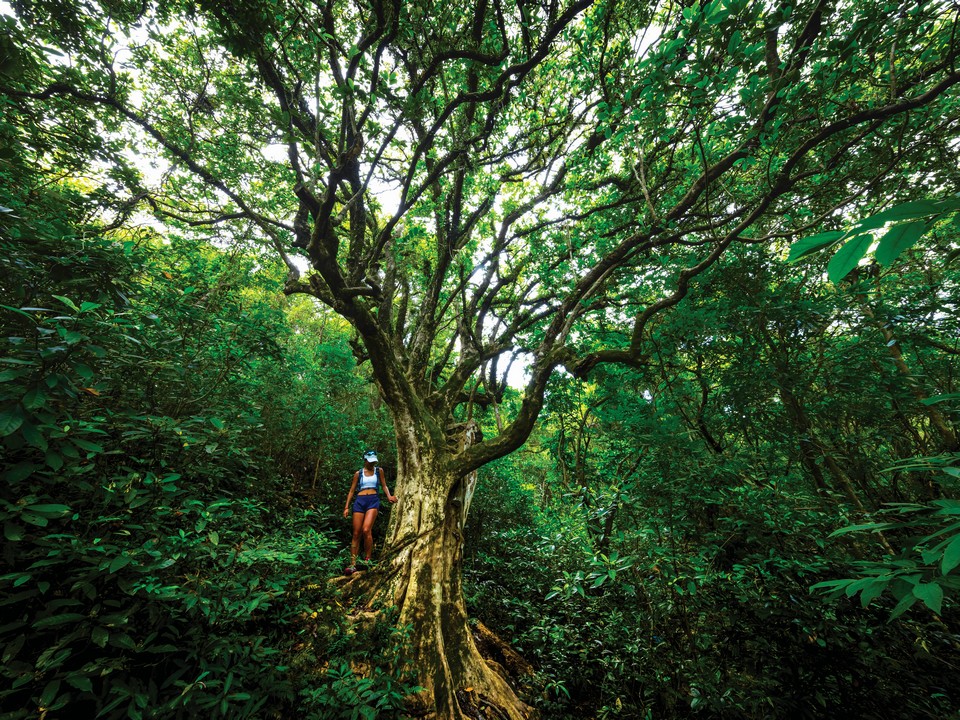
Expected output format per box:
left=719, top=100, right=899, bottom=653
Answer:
left=789, top=197, right=960, bottom=282
left=0, top=128, right=406, bottom=718
left=813, top=494, right=960, bottom=618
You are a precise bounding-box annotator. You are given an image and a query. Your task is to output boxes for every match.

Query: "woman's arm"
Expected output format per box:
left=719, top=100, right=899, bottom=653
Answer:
left=343, top=472, right=359, bottom=517
left=380, top=469, right=398, bottom=503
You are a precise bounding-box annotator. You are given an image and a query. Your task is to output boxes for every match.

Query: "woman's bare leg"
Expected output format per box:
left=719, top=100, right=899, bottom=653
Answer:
left=361, top=508, right=378, bottom=561
left=351, top=510, right=365, bottom=567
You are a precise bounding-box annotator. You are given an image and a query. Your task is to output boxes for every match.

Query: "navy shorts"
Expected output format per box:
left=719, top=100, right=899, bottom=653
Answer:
left=353, top=494, right=381, bottom=514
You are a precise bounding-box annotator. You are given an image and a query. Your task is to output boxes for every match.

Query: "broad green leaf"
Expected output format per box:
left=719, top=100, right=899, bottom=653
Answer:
left=109, top=555, right=132, bottom=573
left=912, top=582, right=943, bottom=614
left=66, top=675, right=93, bottom=693
left=0, top=304, right=36, bottom=320
left=72, top=362, right=94, bottom=380
left=922, top=393, right=960, bottom=405
left=109, top=633, right=137, bottom=651
left=2, top=634, right=26, bottom=663
left=942, top=535, right=960, bottom=575
left=810, top=579, right=852, bottom=592
left=51, top=295, right=80, bottom=312
left=33, top=613, right=86, bottom=629
left=40, top=679, right=61, bottom=707
left=22, top=386, right=47, bottom=410
left=3, top=462, right=36, bottom=483
left=864, top=198, right=959, bottom=225
left=20, top=512, right=47, bottom=527
left=844, top=577, right=878, bottom=597
left=24, top=504, right=70, bottom=518
left=0, top=408, right=24, bottom=436
left=827, top=234, right=873, bottom=283
left=45, top=451, right=63, bottom=471
left=787, top=230, right=845, bottom=262
left=91, top=626, right=109, bottom=648
left=71, top=438, right=104, bottom=453
left=860, top=581, right=886, bottom=608
left=20, top=421, right=47, bottom=450
left=828, top=522, right=893, bottom=537
left=874, top=221, right=928, bottom=267
left=889, top=593, right=918, bottom=620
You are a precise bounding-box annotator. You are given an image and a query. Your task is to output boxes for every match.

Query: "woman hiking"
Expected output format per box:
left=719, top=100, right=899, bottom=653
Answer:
left=342, top=450, right=397, bottom=575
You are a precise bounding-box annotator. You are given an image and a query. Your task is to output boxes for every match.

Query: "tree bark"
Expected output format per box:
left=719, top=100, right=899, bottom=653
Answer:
left=350, top=421, right=533, bottom=720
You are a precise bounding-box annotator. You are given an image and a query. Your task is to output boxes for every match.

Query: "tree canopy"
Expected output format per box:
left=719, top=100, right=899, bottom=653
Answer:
left=3, top=0, right=960, bottom=717
left=9, top=0, right=960, bottom=463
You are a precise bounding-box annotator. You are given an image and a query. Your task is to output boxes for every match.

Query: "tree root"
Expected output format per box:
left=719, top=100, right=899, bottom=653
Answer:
left=329, top=567, right=537, bottom=720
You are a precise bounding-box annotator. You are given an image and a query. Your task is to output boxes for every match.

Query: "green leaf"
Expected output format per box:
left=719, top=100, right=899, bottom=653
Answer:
left=109, top=633, right=137, bottom=651
left=810, top=579, right=851, bottom=593
left=0, top=407, right=24, bottom=436
left=0, top=305, right=36, bottom=321
left=45, top=451, right=63, bottom=471
left=3, top=462, right=36, bottom=483
left=4, top=523, right=24, bottom=541
left=787, top=230, right=845, bottom=262
left=889, top=593, right=918, bottom=620
left=827, top=234, right=873, bottom=283
left=71, top=437, right=104, bottom=453
left=874, top=221, right=928, bottom=267
left=24, top=504, right=71, bottom=518
left=864, top=199, right=956, bottom=225
left=91, top=626, right=109, bottom=648
left=860, top=581, right=886, bottom=608
left=844, top=577, right=877, bottom=597
left=33, top=613, right=86, bottom=629
left=922, top=393, right=960, bottom=406
left=2, top=634, right=26, bottom=663
left=941, top=535, right=960, bottom=575
left=912, top=582, right=943, bottom=614
left=22, top=386, right=47, bottom=410
left=109, top=555, right=132, bottom=573
left=828, top=522, right=893, bottom=537
left=21, top=421, right=47, bottom=450
left=40, top=679, right=61, bottom=707
left=66, top=675, right=93, bottom=693
left=51, top=295, right=80, bottom=312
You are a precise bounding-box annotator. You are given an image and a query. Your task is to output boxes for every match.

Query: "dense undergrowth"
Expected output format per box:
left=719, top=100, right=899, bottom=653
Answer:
left=0, top=143, right=407, bottom=718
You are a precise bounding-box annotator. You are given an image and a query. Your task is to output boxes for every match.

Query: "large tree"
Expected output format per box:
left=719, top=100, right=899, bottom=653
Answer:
left=6, top=0, right=960, bottom=715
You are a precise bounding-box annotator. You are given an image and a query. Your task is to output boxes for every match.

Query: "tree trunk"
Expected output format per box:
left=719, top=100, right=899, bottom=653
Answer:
left=353, top=421, right=533, bottom=720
